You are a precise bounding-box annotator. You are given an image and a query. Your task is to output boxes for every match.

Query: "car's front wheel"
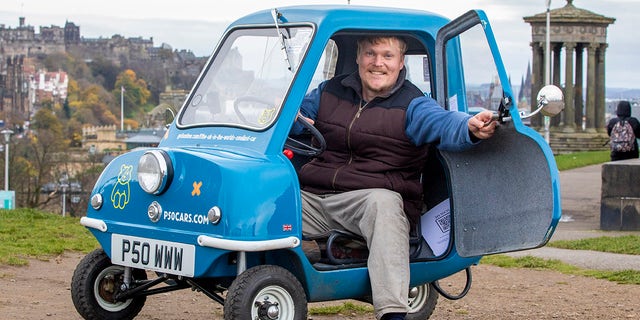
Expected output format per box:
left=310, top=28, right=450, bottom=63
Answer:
left=224, top=265, right=308, bottom=320
left=70, top=248, right=147, bottom=320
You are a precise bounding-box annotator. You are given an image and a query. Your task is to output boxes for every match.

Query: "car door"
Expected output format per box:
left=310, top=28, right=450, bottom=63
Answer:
left=434, top=10, right=561, bottom=257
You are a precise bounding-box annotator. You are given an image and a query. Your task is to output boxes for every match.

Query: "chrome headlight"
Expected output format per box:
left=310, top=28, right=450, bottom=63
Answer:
left=138, top=150, right=173, bottom=194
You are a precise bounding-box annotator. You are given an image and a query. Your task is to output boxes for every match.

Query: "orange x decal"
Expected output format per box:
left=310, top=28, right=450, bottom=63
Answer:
left=191, top=181, right=202, bottom=196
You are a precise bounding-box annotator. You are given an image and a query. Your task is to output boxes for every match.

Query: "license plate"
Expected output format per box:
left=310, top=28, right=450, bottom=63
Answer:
left=111, top=234, right=196, bottom=277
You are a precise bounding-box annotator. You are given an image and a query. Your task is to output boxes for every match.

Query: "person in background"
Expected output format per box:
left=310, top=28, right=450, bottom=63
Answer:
left=291, top=35, right=497, bottom=320
left=607, top=100, right=640, bottom=161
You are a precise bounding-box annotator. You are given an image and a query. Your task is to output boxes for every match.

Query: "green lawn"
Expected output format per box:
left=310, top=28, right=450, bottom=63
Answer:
left=554, top=150, right=609, bottom=171
left=548, top=235, right=640, bottom=255
left=0, top=208, right=98, bottom=265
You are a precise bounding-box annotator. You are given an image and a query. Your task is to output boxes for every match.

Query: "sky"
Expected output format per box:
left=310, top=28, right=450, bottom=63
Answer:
left=1, top=0, right=639, bottom=89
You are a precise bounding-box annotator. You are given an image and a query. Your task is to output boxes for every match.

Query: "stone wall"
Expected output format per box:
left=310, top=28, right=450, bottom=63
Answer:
left=548, top=132, right=609, bottom=154
left=600, top=159, right=640, bottom=230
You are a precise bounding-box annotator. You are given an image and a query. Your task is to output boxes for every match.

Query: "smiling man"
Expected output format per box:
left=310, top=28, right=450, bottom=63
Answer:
left=293, top=35, right=496, bottom=320
left=357, top=36, right=407, bottom=102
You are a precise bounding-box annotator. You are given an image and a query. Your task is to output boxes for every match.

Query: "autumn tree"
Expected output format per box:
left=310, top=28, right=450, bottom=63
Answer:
left=68, top=83, right=118, bottom=126
left=114, top=69, right=151, bottom=127
left=19, top=108, right=69, bottom=208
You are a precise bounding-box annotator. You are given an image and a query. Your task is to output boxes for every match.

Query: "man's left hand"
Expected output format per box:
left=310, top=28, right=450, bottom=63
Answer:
left=468, top=110, right=497, bottom=140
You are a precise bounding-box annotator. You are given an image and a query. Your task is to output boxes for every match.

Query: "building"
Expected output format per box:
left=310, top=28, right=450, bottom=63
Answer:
left=30, top=70, right=68, bottom=105
left=82, top=125, right=125, bottom=153
left=124, top=128, right=165, bottom=149
left=82, top=124, right=167, bottom=155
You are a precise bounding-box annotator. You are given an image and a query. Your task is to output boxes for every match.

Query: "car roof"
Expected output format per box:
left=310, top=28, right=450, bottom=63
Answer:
left=230, top=5, right=451, bottom=50
left=228, top=5, right=453, bottom=76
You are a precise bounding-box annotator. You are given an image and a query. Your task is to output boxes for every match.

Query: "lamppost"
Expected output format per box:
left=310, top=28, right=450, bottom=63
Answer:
left=1, top=129, right=13, bottom=191
left=544, top=0, right=552, bottom=143
left=60, top=172, right=69, bottom=217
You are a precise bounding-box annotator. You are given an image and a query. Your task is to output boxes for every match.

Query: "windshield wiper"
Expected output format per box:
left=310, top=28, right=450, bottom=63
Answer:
left=271, top=8, right=293, bottom=72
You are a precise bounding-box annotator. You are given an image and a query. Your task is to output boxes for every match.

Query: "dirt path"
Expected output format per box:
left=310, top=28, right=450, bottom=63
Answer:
left=1, top=251, right=639, bottom=319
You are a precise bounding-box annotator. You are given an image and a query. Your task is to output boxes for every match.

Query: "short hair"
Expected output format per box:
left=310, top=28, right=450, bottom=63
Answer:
left=357, top=35, right=408, bottom=56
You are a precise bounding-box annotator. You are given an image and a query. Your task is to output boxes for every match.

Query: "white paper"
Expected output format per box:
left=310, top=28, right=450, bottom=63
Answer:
left=448, top=94, right=458, bottom=111
left=420, top=198, right=451, bottom=256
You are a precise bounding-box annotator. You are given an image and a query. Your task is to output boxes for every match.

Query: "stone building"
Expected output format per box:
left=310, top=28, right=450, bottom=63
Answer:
left=524, top=0, right=615, bottom=153
left=1, top=55, right=30, bottom=125
left=524, top=0, right=615, bottom=132
left=0, top=17, right=66, bottom=56
left=82, top=124, right=125, bottom=153
left=30, top=70, right=68, bottom=104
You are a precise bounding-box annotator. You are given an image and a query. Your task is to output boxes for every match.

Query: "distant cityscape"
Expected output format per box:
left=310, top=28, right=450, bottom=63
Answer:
left=1, top=14, right=638, bottom=127
left=0, top=15, right=206, bottom=129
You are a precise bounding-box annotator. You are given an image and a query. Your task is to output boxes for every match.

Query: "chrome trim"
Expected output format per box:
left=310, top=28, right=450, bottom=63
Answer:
left=138, top=149, right=172, bottom=195
left=147, top=201, right=162, bottom=222
left=80, top=217, right=107, bottom=232
left=90, top=193, right=103, bottom=210
left=197, top=235, right=299, bottom=251
left=207, top=206, right=221, bottom=225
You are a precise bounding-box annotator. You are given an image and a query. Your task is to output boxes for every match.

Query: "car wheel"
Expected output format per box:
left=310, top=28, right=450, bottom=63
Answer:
left=224, top=265, right=307, bottom=320
left=406, top=283, right=438, bottom=320
left=71, top=248, right=147, bottom=320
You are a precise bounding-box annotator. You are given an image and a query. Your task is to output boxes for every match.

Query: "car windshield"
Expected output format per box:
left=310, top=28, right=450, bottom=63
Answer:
left=178, top=26, right=313, bottom=130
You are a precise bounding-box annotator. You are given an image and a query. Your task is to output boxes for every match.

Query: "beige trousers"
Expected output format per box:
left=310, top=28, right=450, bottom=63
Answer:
left=301, top=188, right=410, bottom=319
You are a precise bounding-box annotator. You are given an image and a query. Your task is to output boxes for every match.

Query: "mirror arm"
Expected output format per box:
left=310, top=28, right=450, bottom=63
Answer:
left=521, top=102, right=545, bottom=120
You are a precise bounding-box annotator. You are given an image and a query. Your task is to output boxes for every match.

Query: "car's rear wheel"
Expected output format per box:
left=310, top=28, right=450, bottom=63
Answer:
left=71, top=248, right=147, bottom=320
left=406, top=283, right=438, bottom=320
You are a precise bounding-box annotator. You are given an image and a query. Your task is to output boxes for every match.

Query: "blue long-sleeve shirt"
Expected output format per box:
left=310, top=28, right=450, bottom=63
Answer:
left=292, top=80, right=477, bottom=152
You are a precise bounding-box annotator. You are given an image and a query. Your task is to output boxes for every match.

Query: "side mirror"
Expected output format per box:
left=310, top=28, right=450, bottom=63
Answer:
left=164, top=108, right=176, bottom=126
left=522, top=85, right=564, bottom=119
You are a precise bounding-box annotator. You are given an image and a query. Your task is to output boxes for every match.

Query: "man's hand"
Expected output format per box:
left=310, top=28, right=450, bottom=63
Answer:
left=297, top=112, right=315, bottom=126
left=468, top=110, right=497, bottom=140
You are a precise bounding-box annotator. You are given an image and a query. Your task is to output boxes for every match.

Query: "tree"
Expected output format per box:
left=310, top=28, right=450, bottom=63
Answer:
left=69, top=84, right=118, bottom=126
left=88, top=57, right=120, bottom=90
left=20, top=108, right=69, bottom=208
left=114, top=69, right=151, bottom=119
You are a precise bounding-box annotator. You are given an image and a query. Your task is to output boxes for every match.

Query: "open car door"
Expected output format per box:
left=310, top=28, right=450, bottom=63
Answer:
left=434, top=10, right=561, bottom=257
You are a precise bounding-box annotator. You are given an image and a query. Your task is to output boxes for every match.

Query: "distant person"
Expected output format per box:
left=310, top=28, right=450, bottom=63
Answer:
left=607, top=100, right=640, bottom=161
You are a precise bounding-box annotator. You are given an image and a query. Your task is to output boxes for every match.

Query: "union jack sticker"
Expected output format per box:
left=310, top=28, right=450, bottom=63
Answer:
left=282, top=224, right=292, bottom=232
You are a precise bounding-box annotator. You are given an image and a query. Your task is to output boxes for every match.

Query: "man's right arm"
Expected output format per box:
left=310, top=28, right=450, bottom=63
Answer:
left=290, top=81, right=326, bottom=134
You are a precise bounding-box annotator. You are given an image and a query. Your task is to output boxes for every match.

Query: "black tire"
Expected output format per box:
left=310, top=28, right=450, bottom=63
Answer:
left=70, top=248, right=147, bottom=320
left=406, top=283, right=438, bottom=320
left=224, top=265, right=308, bottom=320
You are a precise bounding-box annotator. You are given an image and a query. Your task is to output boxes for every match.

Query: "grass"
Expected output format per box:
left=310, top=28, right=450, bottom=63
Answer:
left=0, top=208, right=98, bottom=265
left=554, top=150, right=609, bottom=171
left=309, top=301, right=373, bottom=316
left=481, top=254, right=640, bottom=285
left=548, top=235, right=640, bottom=255
left=481, top=235, right=640, bottom=285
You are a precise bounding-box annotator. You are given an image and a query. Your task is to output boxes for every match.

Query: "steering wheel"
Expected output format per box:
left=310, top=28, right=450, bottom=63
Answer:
left=285, top=116, right=326, bottom=157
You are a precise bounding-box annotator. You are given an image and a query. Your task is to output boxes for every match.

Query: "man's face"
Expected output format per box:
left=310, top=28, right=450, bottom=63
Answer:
left=356, top=38, right=405, bottom=101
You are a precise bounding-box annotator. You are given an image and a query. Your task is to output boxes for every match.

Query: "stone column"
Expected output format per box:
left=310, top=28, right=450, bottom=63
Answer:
left=596, top=44, right=608, bottom=132
left=585, top=43, right=598, bottom=133
left=552, top=44, right=563, bottom=127
left=530, top=42, right=544, bottom=128
left=574, top=44, right=584, bottom=130
left=563, top=42, right=576, bottom=132
left=553, top=44, right=562, bottom=86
